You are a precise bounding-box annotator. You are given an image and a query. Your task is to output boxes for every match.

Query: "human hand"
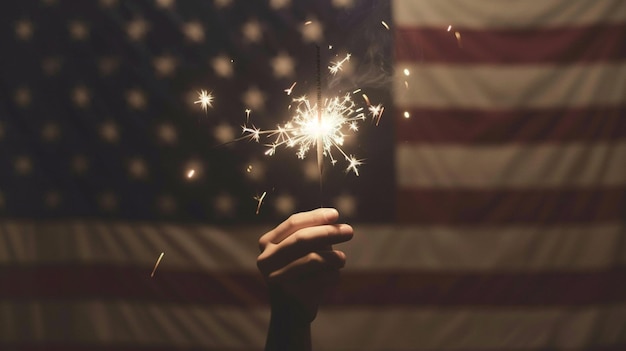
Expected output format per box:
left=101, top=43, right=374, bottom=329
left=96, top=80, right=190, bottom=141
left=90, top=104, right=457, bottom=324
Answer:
left=257, top=208, right=353, bottom=323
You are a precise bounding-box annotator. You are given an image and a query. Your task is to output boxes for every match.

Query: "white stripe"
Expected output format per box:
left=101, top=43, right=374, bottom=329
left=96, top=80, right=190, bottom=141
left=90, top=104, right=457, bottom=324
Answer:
left=314, top=305, right=626, bottom=350
left=345, top=223, right=626, bottom=271
left=0, top=301, right=267, bottom=348
left=393, top=0, right=626, bottom=28
left=2, top=221, right=625, bottom=271
left=1, top=301, right=624, bottom=350
left=396, top=142, right=626, bottom=188
left=394, top=63, right=626, bottom=109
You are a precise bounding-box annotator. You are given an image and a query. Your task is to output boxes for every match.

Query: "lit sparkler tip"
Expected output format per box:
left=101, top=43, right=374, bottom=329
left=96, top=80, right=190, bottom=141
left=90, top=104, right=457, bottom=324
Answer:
left=150, top=252, right=165, bottom=278
left=194, top=89, right=214, bottom=112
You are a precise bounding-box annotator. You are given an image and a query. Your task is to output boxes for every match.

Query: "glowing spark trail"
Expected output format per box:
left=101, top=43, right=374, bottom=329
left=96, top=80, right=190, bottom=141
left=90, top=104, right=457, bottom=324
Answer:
left=194, top=90, right=214, bottom=112
left=381, top=21, right=390, bottom=30
left=254, top=191, right=267, bottom=215
left=284, top=82, right=297, bottom=95
left=150, top=252, right=164, bottom=277
left=328, top=54, right=351, bottom=75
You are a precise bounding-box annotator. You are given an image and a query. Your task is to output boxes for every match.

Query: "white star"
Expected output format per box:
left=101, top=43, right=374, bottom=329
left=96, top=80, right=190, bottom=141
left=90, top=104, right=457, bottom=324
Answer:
left=242, top=19, right=263, bottom=43
left=98, top=57, right=119, bottom=76
left=194, top=90, right=214, bottom=112
left=301, top=18, right=323, bottom=43
left=100, top=120, right=119, bottom=143
left=245, top=159, right=265, bottom=182
left=213, top=123, right=235, bottom=144
left=269, top=0, right=291, bottom=9
left=182, top=21, right=204, bottom=43
left=274, top=194, right=296, bottom=216
left=157, top=195, right=177, bottom=214
left=126, top=89, right=147, bottom=110
left=41, top=56, right=62, bottom=76
left=15, top=19, right=34, bottom=41
left=271, top=52, right=295, bottom=78
left=156, top=122, right=177, bottom=145
left=14, top=87, right=31, bottom=107
left=214, top=193, right=235, bottom=216
left=212, top=55, right=234, bottom=78
left=72, top=85, right=90, bottom=108
left=153, top=54, right=177, bottom=77
left=99, top=0, right=118, bottom=8
left=128, top=157, right=148, bottom=179
left=127, top=17, right=149, bottom=41
left=14, top=155, right=33, bottom=175
left=98, top=192, right=117, bottom=211
left=332, top=0, right=355, bottom=8
left=242, top=86, right=266, bottom=111
left=68, top=20, right=89, bottom=41
left=41, top=122, right=61, bottom=142
left=156, top=0, right=174, bottom=8
left=72, top=155, right=89, bottom=174
left=334, top=193, right=356, bottom=217
left=44, top=191, right=61, bottom=209
left=213, top=0, right=232, bottom=8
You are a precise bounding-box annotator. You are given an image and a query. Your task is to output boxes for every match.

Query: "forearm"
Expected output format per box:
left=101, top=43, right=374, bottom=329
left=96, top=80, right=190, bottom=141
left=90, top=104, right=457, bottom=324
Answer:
left=265, top=306, right=312, bottom=351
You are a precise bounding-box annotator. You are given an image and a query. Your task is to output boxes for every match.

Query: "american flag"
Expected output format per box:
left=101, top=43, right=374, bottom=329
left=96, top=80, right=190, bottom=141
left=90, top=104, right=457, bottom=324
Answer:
left=1, top=0, right=625, bottom=350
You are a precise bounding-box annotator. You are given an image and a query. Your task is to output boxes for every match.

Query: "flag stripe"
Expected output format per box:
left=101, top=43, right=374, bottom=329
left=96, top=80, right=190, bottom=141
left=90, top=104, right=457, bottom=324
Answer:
left=396, top=106, right=626, bottom=143
left=396, top=142, right=626, bottom=188
left=314, top=305, right=626, bottom=350
left=396, top=188, right=626, bottom=224
left=393, top=0, right=626, bottom=28
left=2, top=265, right=625, bottom=306
left=395, top=25, right=626, bottom=64
left=3, top=222, right=625, bottom=272
left=394, top=63, right=626, bottom=109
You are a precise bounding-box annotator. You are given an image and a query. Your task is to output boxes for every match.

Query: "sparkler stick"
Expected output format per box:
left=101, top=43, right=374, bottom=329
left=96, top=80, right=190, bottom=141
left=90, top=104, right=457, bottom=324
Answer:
left=316, top=45, right=324, bottom=201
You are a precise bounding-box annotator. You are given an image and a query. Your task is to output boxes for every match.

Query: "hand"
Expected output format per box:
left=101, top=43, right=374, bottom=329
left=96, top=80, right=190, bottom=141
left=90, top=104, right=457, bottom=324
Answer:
left=257, top=208, right=353, bottom=323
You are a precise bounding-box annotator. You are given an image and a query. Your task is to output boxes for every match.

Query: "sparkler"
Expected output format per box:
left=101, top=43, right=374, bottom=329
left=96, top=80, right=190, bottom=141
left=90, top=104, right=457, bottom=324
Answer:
left=328, top=53, right=351, bottom=75
left=194, top=89, right=214, bottom=112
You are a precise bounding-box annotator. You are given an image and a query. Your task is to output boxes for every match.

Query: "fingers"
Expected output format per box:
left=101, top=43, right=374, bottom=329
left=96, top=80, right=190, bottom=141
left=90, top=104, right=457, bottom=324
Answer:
left=259, top=208, right=340, bottom=249
left=267, top=250, right=346, bottom=283
left=257, top=223, right=353, bottom=275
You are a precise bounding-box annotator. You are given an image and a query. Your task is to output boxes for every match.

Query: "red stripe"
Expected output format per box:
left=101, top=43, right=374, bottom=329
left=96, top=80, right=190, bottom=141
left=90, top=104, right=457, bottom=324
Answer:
left=1, top=265, right=625, bottom=306
left=396, top=106, right=626, bottom=144
left=395, top=25, right=626, bottom=63
left=396, top=188, right=626, bottom=224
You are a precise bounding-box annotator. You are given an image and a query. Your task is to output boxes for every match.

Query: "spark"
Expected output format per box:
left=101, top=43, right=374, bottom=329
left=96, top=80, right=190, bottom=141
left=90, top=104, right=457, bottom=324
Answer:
left=254, top=191, right=267, bottom=215
left=369, top=104, right=384, bottom=126
left=187, top=169, right=195, bottom=178
left=150, top=252, right=164, bottom=278
left=304, top=20, right=312, bottom=25
left=403, top=68, right=410, bottom=76
left=284, top=82, right=297, bottom=96
left=447, top=25, right=452, bottom=32
left=403, top=111, right=410, bottom=119
left=328, top=53, right=351, bottom=75
left=381, top=21, right=390, bottom=30
left=455, top=31, right=462, bottom=47
left=346, top=155, right=363, bottom=176
left=242, top=92, right=380, bottom=176
left=194, top=90, right=214, bottom=112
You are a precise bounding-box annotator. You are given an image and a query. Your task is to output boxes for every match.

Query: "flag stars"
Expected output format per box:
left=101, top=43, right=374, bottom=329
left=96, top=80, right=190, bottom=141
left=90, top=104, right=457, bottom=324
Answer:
left=126, top=89, right=147, bottom=110
left=156, top=0, right=175, bottom=9
left=245, top=159, right=265, bottom=181
left=153, top=54, right=177, bottom=77
left=182, top=21, right=204, bottom=43
left=157, top=195, right=177, bottom=214
left=214, top=193, right=235, bottom=217
left=14, top=87, right=31, bottom=107
left=14, top=156, right=33, bottom=175
left=41, top=122, right=61, bottom=142
left=98, top=192, right=118, bottom=211
left=41, top=57, right=62, bottom=76
left=44, top=191, right=61, bottom=209
left=15, top=19, right=34, bottom=41
left=303, top=160, right=320, bottom=182
left=301, top=19, right=323, bottom=43
left=212, top=55, right=234, bottom=78
left=156, top=122, right=177, bottom=145
left=99, top=0, right=118, bottom=8
left=213, top=0, right=233, bottom=9
left=68, top=20, right=89, bottom=41
left=242, top=19, right=263, bottom=43
left=242, top=86, right=266, bottom=111
left=100, top=120, right=119, bottom=143
left=71, top=154, right=89, bottom=174
left=271, top=52, right=295, bottom=78
left=72, top=85, right=91, bottom=108
left=269, top=0, right=291, bottom=9
left=334, top=193, right=356, bottom=217
left=183, top=159, right=203, bottom=181
left=98, top=57, right=119, bottom=76
left=128, top=157, right=148, bottom=179
left=274, top=194, right=295, bottom=216
left=332, top=0, right=355, bottom=9
left=213, top=123, right=235, bottom=144
left=126, top=17, right=150, bottom=41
